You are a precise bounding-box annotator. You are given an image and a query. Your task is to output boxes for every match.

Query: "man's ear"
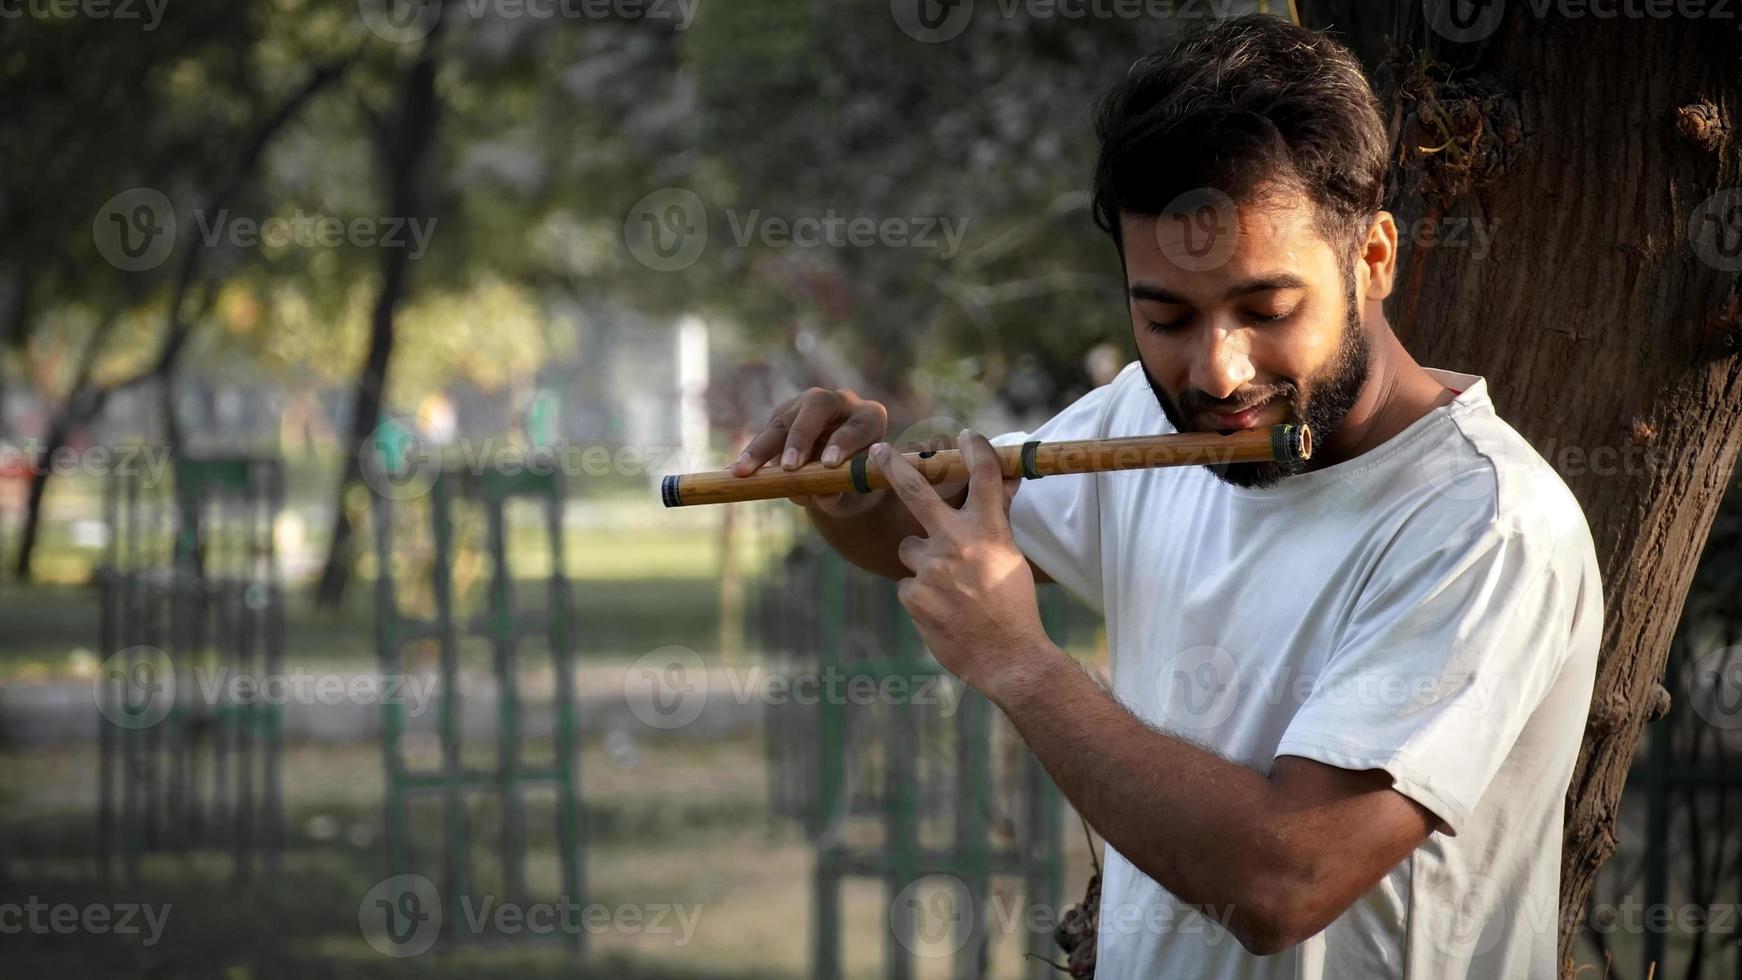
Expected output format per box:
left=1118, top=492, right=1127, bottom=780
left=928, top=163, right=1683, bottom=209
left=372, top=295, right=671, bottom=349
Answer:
left=1360, top=211, right=1399, bottom=304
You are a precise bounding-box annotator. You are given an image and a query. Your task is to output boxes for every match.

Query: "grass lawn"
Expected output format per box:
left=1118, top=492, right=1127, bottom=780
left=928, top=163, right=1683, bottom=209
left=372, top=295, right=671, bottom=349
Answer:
left=0, top=735, right=1100, bottom=980
left=0, top=577, right=740, bottom=682
left=0, top=481, right=1110, bottom=978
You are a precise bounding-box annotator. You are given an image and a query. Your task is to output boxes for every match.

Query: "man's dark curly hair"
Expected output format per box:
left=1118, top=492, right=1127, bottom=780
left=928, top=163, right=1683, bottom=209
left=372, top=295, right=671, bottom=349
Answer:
left=1090, top=14, right=1389, bottom=262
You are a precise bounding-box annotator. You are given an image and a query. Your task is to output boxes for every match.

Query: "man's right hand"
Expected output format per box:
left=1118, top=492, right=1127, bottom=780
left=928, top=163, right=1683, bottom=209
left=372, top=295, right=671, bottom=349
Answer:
left=730, top=387, right=894, bottom=517
left=734, top=386, right=1047, bottom=586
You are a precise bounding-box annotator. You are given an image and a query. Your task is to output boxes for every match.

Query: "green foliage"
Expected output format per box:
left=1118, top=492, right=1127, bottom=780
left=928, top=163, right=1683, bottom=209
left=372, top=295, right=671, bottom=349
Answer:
left=2, top=0, right=1285, bottom=424
left=675, top=0, right=1224, bottom=403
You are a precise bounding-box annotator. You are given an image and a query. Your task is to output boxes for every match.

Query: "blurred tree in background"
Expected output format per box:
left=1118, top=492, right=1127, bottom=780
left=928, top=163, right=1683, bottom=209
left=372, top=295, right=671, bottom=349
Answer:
left=2, top=0, right=1240, bottom=592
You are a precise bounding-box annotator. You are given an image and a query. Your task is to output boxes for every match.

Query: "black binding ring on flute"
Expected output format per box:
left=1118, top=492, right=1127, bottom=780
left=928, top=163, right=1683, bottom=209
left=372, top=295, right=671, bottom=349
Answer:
left=1272, top=424, right=1311, bottom=464
left=1020, top=440, right=1044, bottom=480
left=661, top=474, right=682, bottom=508
left=849, top=454, right=873, bottom=494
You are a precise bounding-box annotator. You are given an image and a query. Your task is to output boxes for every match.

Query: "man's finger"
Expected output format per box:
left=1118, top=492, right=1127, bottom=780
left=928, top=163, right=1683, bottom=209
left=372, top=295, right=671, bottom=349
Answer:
left=732, top=410, right=795, bottom=475
left=871, top=442, right=954, bottom=535
left=818, top=402, right=887, bottom=468
left=958, top=429, right=1006, bottom=520
left=781, top=390, right=843, bottom=470
left=896, top=534, right=929, bottom=574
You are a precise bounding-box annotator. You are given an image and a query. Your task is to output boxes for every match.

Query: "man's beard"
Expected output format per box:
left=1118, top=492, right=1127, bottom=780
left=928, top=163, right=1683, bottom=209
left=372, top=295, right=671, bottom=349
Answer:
left=1143, top=278, right=1370, bottom=490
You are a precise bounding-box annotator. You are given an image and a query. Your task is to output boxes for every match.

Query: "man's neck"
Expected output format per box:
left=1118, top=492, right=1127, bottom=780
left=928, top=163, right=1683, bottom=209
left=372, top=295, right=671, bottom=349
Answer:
left=1311, top=324, right=1455, bottom=470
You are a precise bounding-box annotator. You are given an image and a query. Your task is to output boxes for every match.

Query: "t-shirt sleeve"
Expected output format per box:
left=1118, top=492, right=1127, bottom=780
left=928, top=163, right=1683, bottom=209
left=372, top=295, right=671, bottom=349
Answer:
left=1273, top=518, right=1574, bottom=834
left=986, top=370, right=1131, bottom=617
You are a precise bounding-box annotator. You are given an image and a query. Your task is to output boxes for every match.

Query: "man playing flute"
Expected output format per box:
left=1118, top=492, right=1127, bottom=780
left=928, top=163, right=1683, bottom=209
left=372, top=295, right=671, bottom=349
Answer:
left=729, top=14, right=1601, bottom=978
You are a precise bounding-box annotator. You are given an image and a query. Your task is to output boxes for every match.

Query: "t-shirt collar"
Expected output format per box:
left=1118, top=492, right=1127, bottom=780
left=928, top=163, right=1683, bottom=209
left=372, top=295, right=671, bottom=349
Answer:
left=1222, top=366, right=1490, bottom=499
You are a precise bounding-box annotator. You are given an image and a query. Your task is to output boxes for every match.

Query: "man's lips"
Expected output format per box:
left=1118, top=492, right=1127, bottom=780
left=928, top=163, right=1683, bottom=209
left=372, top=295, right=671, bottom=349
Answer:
left=1201, top=398, right=1276, bottom=431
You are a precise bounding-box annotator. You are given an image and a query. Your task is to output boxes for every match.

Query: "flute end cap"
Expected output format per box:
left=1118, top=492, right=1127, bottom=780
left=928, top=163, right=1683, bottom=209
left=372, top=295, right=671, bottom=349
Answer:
left=1274, top=423, right=1313, bottom=464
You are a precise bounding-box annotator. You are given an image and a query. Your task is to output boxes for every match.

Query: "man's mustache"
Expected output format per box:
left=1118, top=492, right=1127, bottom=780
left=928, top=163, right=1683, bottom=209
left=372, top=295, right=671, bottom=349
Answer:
left=1179, top=384, right=1297, bottom=419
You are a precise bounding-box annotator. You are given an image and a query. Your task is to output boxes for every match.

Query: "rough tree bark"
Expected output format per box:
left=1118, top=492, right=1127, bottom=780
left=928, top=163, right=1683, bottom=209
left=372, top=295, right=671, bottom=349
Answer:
left=313, top=32, right=443, bottom=608
left=1299, top=4, right=1742, bottom=975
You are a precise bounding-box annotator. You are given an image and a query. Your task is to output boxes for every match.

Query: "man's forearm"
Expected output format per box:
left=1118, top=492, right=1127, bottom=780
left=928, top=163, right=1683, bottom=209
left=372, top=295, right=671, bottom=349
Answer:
left=988, top=643, right=1337, bottom=954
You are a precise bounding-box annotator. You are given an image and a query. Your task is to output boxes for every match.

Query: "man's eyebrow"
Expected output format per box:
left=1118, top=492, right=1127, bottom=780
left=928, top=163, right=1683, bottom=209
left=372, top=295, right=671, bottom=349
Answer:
left=1128, top=273, right=1309, bottom=304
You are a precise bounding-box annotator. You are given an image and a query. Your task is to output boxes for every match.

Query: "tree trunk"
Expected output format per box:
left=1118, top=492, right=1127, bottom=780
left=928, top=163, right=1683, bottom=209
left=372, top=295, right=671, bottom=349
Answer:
left=1, top=270, right=29, bottom=585
left=313, top=38, right=443, bottom=608
left=8, top=60, right=349, bottom=580
left=13, top=311, right=119, bottom=580
left=1289, top=0, right=1395, bottom=76
left=1299, top=5, right=1742, bottom=975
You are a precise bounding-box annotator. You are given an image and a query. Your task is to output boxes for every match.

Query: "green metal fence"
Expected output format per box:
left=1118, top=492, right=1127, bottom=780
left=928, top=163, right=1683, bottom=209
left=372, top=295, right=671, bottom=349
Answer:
left=369, top=460, right=584, bottom=952
left=757, top=540, right=1071, bottom=979
left=95, top=454, right=286, bottom=885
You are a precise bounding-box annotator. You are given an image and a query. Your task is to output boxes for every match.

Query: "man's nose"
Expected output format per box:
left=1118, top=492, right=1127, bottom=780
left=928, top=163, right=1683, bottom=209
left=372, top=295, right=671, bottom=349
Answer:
left=1187, top=322, right=1255, bottom=401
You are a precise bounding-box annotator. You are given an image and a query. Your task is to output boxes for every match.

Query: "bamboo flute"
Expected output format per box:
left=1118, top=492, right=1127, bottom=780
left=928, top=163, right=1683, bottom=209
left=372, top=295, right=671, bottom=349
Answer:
left=660, top=424, right=1311, bottom=507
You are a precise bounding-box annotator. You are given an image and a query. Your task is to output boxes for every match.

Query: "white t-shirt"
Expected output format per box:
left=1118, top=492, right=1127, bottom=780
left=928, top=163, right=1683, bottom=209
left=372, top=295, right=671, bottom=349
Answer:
left=990, top=361, right=1602, bottom=979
